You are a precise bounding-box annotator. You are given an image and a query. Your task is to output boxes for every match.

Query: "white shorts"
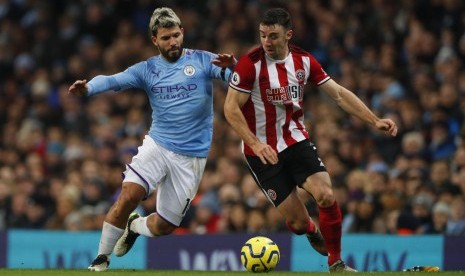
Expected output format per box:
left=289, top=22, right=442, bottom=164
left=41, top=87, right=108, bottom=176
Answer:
left=123, top=135, right=207, bottom=226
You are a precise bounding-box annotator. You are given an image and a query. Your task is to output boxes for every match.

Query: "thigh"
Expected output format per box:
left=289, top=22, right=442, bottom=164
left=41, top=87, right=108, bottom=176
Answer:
left=123, top=135, right=167, bottom=198
left=284, top=140, right=327, bottom=186
left=157, top=152, right=207, bottom=226
left=245, top=155, right=295, bottom=207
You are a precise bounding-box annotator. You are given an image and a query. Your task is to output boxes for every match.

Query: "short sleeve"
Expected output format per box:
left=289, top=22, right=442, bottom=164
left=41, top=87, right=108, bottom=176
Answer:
left=229, top=55, right=256, bottom=93
left=308, top=55, right=330, bottom=86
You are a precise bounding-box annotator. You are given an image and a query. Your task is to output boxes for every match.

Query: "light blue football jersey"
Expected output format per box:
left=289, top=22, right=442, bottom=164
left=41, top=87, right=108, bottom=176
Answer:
left=87, top=49, right=232, bottom=157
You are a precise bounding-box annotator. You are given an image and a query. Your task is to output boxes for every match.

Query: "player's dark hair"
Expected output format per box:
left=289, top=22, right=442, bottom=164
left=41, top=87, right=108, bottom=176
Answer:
left=261, top=8, right=292, bottom=30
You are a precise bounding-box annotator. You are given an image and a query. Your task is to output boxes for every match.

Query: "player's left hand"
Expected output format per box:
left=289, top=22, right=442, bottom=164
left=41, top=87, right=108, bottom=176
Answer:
left=212, top=53, right=236, bottom=68
left=375, top=118, right=398, bottom=136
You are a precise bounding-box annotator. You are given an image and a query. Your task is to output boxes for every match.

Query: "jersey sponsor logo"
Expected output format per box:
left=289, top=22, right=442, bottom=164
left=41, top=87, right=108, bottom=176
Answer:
left=265, top=85, right=303, bottom=105
left=184, top=65, right=196, bottom=76
left=295, top=69, right=305, bottom=82
left=150, top=84, right=197, bottom=99
left=151, top=84, right=198, bottom=93
left=231, top=72, right=240, bottom=85
left=267, top=189, right=277, bottom=201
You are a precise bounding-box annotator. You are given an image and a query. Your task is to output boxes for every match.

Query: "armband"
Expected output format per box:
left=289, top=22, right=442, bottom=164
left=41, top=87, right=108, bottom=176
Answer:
left=221, top=67, right=226, bottom=81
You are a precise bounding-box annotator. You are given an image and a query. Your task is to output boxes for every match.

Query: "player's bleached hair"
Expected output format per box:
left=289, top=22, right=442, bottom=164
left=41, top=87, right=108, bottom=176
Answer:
left=149, top=7, right=182, bottom=36
left=261, top=8, right=292, bottom=30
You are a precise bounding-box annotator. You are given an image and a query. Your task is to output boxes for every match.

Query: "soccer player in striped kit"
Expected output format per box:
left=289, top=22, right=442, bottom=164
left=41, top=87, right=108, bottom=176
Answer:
left=224, top=8, right=397, bottom=272
left=69, top=7, right=235, bottom=271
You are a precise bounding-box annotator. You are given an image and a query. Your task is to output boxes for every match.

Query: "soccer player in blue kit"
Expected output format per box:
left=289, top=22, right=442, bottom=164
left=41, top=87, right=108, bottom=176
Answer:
left=68, top=7, right=235, bottom=271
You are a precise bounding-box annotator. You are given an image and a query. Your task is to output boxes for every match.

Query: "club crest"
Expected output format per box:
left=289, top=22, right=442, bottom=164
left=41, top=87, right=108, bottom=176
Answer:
left=184, top=65, right=196, bottom=76
left=267, top=189, right=277, bottom=201
left=295, top=69, right=305, bottom=82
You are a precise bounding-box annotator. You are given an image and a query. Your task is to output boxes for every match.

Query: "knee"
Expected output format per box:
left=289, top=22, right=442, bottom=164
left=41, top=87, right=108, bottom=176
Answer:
left=117, top=186, right=142, bottom=210
left=315, top=187, right=335, bottom=208
left=305, top=173, right=335, bottom=207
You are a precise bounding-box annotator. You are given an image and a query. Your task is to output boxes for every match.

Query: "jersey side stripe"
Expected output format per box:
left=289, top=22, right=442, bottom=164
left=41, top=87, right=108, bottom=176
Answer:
left=243, top=61, right=261, bottom=156
left=272, top=63, right=286, bottom=152
left=285, top=55, right=307, bottom=143
left=276, top=61, right=298, bottom=150
left=290, top=55, right=309, bottom=140
left=304, top=55, right=311, bottom=83
left=260, top=57, right=277, bottom=152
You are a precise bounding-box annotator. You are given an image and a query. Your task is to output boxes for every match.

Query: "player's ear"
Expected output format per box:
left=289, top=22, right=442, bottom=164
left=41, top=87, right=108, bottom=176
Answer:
left=151, top=36, right=158, bottom=47
left=286, top=29, right=293, bottom=40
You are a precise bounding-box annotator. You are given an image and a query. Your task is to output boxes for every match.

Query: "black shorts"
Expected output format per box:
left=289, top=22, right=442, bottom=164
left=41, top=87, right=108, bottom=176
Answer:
left=245, top=139, right=326, bottom=207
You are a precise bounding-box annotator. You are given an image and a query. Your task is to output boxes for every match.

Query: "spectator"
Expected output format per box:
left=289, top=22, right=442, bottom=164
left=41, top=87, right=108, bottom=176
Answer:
left=429, top=120, right=457, bottom=161
left=427, top=159, right=458, bottom=194
left=447, top=197, right=465, bottom=235
left=343, top=195, right=379, bottom=233
left=410, top=194, right=434, bottom=234
left=424, top=202, right=450, bottom=234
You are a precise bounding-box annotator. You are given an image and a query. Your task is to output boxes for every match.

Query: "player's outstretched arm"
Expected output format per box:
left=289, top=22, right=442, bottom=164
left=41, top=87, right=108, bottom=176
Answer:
left=68, top=73, right=135, bottom=97
left=320, top=79, right=398, bottom=137
left=68, top=79, right=89, bottom=96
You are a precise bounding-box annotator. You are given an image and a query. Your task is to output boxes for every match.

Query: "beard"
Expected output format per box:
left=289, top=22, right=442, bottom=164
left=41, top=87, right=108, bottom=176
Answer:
left=159, top=45, right=183, bottom=62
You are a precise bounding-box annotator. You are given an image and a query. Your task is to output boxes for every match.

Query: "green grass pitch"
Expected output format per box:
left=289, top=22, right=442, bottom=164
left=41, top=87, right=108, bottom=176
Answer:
left=0, top=270, right=463, bottom=276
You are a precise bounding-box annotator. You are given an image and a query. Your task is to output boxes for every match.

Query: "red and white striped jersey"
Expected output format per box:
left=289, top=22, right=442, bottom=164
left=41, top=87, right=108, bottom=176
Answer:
left=229, top=45, right=330, bottom=156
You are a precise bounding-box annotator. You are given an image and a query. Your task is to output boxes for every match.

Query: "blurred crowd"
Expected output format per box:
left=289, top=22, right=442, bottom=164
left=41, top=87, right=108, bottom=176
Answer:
left=0, top=0, right=464, bottom=236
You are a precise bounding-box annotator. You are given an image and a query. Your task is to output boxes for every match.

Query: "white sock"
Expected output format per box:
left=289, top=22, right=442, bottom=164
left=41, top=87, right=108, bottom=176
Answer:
left=131, top=216, right=155, bottom=237
left=97, top=221, right=124, bottom=256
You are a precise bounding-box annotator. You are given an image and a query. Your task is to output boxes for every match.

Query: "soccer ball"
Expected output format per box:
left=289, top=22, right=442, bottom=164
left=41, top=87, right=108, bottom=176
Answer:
left=240, top=236, right=280, bottom=273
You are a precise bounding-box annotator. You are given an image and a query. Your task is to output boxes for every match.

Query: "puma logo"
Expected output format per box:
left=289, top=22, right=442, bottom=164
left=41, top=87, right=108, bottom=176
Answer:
left=152, top=70, right=161, bottom=78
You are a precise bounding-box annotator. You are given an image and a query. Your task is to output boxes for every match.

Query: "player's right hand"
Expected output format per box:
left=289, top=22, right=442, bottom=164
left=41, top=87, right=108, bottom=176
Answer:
left=68, top=80, right=88, bottom=96
left=375, top=118, right=398, bottom=137
left=251, top=142, right=278, bottom=165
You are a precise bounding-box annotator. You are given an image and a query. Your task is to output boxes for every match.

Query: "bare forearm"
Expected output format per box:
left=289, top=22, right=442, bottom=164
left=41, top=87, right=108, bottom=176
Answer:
left=335, top=86, right=379, bottom=126
left=319, top=80, right=397, bottom=136
left=225, top=107, right=260, bottom=148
